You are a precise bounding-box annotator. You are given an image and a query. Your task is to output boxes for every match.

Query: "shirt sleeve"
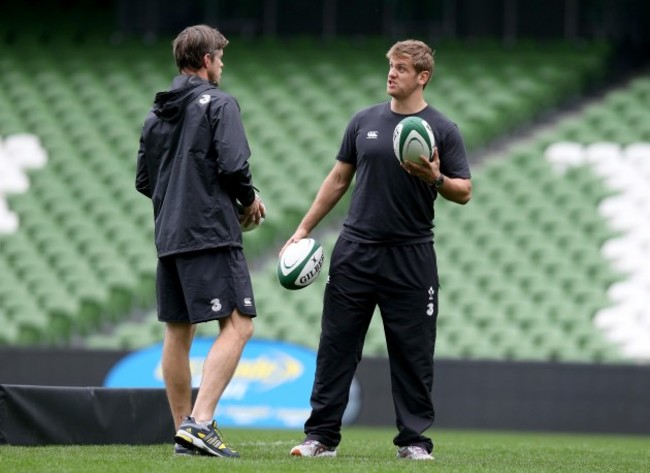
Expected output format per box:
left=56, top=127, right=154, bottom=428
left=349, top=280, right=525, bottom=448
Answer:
left=213, top=97, right=256, bottom=205
left=439, top=123, right=471, bottom=179
left=135, top=131, right=152, bottom=198
left=335, top=114, right=359, bottom=165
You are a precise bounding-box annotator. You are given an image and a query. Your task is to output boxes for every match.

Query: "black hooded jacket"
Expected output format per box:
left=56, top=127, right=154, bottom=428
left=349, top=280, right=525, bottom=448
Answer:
left=136, top=75, right=256, bottom=257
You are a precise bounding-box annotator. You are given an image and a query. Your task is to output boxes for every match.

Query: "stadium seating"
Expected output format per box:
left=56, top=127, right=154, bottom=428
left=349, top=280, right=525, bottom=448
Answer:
left=4, top=29, right=647, bottom=364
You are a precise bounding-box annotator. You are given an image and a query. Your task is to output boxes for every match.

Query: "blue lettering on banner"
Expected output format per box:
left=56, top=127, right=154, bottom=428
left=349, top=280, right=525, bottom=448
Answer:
left=104, top=338, right=360, bottom=428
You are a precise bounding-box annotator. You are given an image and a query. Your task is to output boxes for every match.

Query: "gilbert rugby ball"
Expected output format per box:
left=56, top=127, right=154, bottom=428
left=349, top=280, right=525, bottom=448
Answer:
left=236, top=195, right=265, bottom=232
left=277, top=238, right=325, bottom=290
left=393, top=116, right=435, bottom=164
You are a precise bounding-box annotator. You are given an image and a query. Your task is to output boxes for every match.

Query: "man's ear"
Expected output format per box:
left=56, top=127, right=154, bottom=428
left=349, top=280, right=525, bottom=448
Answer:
left=202, top=53, right=211, bottom=69
left=418, top=70, right=430, bottom=86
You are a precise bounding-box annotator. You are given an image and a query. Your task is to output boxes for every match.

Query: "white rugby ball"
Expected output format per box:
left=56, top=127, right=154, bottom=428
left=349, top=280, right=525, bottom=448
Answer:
left=277, top=238, right=325, bottom=290
left=236, top=196, right=265, bottom=232
left=393, top=116, right=435, bottom=164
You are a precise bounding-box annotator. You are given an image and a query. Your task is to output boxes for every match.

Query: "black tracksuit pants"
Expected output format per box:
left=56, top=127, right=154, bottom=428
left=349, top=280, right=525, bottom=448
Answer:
left=304, top=237, right=439, bottom=453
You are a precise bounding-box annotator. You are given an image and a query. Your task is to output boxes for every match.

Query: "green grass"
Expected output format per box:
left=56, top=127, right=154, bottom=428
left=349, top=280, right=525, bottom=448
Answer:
left=1, top=427, right=649, bottom=472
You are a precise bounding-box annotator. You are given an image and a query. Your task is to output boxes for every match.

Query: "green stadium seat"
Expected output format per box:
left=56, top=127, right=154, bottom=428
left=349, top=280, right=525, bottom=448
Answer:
left=0, top=34, right=633, bottom=364
left=0, top=310, right=21, bottom=344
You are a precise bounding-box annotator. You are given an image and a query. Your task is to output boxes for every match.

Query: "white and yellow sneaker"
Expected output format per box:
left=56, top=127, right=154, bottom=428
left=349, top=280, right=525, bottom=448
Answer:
left=174, top=416, right=240, bottom=458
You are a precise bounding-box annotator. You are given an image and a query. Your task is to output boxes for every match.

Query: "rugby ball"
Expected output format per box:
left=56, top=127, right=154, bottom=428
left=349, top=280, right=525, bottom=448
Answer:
left=393, top=116, right=435, bottom=164
left=236, top=196, right=265, bottom=232
left=277, top=238, right=325, bottom=290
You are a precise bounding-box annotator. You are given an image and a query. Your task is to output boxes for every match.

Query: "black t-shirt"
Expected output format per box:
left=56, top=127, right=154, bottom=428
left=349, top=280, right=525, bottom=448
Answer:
left=337, top=102, right=471, bottom=244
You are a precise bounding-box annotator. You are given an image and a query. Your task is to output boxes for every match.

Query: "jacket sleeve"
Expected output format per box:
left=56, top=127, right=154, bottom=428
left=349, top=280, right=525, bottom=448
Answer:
left=213, top=97, right=256, bottom=206
left=135, top=132, right=152, bottom=198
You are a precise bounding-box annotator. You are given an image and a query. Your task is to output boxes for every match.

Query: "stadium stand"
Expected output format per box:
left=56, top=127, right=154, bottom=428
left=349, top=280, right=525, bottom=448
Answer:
left=3, top=30, right=647, bottom=364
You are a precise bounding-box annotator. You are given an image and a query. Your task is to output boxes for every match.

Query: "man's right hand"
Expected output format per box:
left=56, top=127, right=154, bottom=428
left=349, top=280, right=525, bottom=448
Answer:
left=241, top=194, right=265, bottom=228
left=280, top=228, right=309, bottom=257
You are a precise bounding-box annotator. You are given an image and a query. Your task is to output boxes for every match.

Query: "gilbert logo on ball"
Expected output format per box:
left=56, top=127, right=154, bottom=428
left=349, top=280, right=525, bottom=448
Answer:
left=393, top=116, right=435, bottom=164
left=277, top=238, right=325, bottom=290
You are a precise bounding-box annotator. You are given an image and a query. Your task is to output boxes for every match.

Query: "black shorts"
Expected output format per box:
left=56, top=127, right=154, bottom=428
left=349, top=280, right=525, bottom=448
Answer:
left=156, top=247, right=257, bottom=324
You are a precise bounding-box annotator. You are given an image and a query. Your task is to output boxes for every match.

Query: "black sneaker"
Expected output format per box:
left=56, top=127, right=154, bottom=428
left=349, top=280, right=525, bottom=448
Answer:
left=174, top=416, right=240, bottom=458
left=174, top=442, right=210, bottom=456
left=174, top=443, right=197, bottom=456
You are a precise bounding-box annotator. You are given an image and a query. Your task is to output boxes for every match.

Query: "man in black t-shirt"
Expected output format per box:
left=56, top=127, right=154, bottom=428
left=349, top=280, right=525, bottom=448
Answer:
left=285, top=39, right=472, bottom=461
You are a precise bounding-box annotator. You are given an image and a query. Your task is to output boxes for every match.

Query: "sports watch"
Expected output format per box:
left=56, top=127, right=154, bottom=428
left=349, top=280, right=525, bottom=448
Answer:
left=432, top=174, right=445, bottom=190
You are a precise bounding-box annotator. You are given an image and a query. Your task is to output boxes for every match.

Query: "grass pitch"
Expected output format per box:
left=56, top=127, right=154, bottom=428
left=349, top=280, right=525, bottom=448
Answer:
left=1, top=427, right=648, bottom=473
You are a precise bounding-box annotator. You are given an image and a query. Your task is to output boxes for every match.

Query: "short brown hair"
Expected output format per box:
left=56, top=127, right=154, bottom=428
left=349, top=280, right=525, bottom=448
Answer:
left=173, top=25, right=229, bottom=72
left=386, top=39, right=435, bottom=87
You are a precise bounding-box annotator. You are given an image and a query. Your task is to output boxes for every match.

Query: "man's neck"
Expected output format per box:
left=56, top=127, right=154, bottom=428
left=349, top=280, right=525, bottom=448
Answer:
left=180, top=69, right=208, bottom=81
left=390, top=93, right=427, bottom=115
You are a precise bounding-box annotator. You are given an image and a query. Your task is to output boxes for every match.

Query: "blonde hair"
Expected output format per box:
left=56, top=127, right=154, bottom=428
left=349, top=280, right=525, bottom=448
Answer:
left=386, top=39, right=435, bottom=87
left=173, top=25, right=229, bottom=72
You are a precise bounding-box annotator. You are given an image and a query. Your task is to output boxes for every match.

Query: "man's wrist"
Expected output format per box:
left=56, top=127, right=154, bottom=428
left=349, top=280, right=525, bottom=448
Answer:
left=432, top=173, right=445, bottom=190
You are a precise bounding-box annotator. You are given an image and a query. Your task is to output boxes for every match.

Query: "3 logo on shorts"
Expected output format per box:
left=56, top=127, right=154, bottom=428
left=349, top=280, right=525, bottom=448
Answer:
left=210, top=298, right=222, bottom=312
left=243, top=297, right=253, bottom=307
left=427, top=286, right=435, bottom=317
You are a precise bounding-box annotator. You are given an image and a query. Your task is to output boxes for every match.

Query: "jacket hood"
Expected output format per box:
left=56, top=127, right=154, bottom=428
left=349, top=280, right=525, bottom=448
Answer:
left=152, top=75, right=212, bottom=122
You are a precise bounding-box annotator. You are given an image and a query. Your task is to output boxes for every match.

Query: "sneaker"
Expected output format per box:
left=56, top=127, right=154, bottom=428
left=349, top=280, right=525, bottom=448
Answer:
left=174, top=416, right=240, bottom=458
left=174, top=443, right=200, bottom=456
left=290, top=439, right=337, bottom=457
left=397, top=445, right=434, bottom=460
left=174, top=442, right=213, bottom=456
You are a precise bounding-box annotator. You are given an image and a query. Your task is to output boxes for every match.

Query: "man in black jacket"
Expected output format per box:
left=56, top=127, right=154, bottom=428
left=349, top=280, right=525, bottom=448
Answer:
left=135, top=25, right=264, bottom=458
